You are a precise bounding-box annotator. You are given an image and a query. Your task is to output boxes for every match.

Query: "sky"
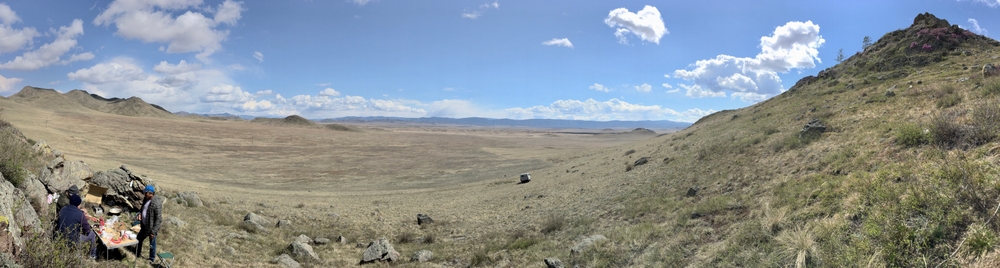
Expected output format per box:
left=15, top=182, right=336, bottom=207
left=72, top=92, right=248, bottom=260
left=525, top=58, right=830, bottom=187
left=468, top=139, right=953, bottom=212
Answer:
left=0, top=0, right=997, bottom=122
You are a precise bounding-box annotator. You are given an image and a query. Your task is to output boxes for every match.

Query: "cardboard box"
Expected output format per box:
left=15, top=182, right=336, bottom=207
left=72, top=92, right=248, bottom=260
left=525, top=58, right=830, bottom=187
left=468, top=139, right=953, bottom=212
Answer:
left=85, top=184, right=108, bottom=204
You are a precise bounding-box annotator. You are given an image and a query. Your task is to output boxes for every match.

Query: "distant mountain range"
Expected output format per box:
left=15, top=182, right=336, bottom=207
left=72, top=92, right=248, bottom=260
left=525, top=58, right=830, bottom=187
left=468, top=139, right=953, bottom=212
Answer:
left=317, top=116, right=691, bottom=129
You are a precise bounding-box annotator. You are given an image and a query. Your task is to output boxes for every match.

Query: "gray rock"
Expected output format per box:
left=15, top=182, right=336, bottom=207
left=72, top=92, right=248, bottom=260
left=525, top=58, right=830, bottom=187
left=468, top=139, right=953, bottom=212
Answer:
left=244, top=212, right=271, bottom=226
left=314, top=238, right=330, bottom=245
left=356, top=242, right=365, bottom=248
left=958, top=77, right=970, bottom=83
left=411, top=250, right=433, bottom=262
left=328, top=213, right=339, bottom=218
left=571, top=235, right=607, bottom=255
left=226, top=232, right=248, bottom=240
left=417, top=214, right=434, bottom=225
left=38, top=159, right=92, bottom=196
left=52, top=150, right=62, bottom=158
left=288, top=240, right=319, bottom=261
left=338, top=235, right=348, bottom=244
left=686, top=186, right=698, bottom=197
left=985, top=63, right=998, bottom=77
left=30, top=140, right=53, bottom=157
left=176, top=191, right=202, bottom=207
left=633, top=157, right=650, bottom=167
left=270, top=254, right=301, bottom=268
left=223, top=246, right=236, bottom=255
left=520, top=173, right=531, bottom=183
left=544, top=257, right=565, bottom=268
left=276, top=219, right=291, bottom=228
left=20, top=171, right=48, bottom=217
left=294, top=234, right=311, bottom=245
left=240, top=219, right=268, bottom=233
left=1, top=252, right=21, bottom=268
left=1, top=175, right=41, bottom=251
left=361, top=238, right=400, bottom=263
left=885, top=91, right=895, bottom=97
left=800, top=119, right=827, bottom=135
left=89, top=165, right=156, bottom=210
left=165, top=216, right=187, bottom=229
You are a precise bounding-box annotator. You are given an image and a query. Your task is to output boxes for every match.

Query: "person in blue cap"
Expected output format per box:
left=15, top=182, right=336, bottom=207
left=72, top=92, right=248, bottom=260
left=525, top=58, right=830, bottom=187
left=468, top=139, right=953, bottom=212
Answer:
left=56, top=194, right=97, bottom=259
left=135, top=185, right=162, bottom=263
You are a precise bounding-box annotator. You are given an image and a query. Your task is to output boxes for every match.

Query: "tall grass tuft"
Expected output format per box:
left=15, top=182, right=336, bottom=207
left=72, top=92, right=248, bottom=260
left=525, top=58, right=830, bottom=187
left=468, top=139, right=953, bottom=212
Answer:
left=776, top=226, right=819, bottom=268
left=0, top=108, right=43, bottom=188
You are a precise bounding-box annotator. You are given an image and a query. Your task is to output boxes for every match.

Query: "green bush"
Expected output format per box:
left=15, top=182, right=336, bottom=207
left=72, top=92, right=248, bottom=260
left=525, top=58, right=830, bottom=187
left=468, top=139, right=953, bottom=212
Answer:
left=928, top=111, right=964, bottom=148
left=969, top=98, right=1000, bottom=145
left=936, top=94, right=962, bottom=108
left=983, top=77, right=1000, bottom=96
left=895, top=123, right=927, bottom=147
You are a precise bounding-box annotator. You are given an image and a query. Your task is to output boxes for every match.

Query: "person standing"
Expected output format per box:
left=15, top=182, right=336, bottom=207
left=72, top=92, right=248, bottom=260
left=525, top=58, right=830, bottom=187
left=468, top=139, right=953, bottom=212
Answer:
left=135, top=185, right=162, bottom=263
left=55, top=194, right=97, bottom=259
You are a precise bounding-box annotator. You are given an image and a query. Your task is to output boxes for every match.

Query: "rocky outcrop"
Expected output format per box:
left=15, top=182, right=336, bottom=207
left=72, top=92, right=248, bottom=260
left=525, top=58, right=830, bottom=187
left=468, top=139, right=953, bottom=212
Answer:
left=244, top=212, right=271, bottom=226
left=175, top=191, right=202, bottom=207
left=544, top=258, right=565, bottom=268
left=800, top=119, right=827, bottom=137
left=20, top=172, right=48, bottom=217
left=1, top=174, right=41, bottom=256
left=985, top=63, right=998, bottom=77
left=411, top=250, right=433, bottom=262
left=571, top=235, right=607, bottom=255
left=288, top=240, right=319, bottom=261
left=417, top=214, right=434, bottom=225
left=38, top=157, right=92, bottom=195
left=165, top=216, right=187, bottom=229
left=240, top=220, right=268, bottom=234
left=294, top=234, right=311, bottom=245
left=276, top=219, right=291, bottom=228
left=360, top=238, right=400, bottom=264
left=89, top=165, right=156, bottom=211
left=633, top=157, right=650, bottom=167
left=270, top=254, right=301, bottom=268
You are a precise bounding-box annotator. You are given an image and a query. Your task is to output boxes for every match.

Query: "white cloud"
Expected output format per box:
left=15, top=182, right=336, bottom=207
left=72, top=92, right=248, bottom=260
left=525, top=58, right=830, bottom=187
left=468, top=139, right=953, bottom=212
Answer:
left=67, top=59, right=149, bottom=84
left=462, top=11, right=481, bottom=19
left=663, top=74, right=670, bottom=78
left=542, top=38, right=573, bottom=48
left=0, top=19, right=92, bottom=71
left=153, top=60, right=202, bottom=74
left=253, top=51, right=263, bottom=63
left=963, top=0, right=1000, bottom=7
left=349, top=0, right=375, bottom=5
left=228, top=64, right=245, bottom=71
left=680, top=83, right=726, bottom=98
left=968, top=18, right=988, bottom=36
left=661, top=83, right=672, bottom=88
left=604, top=5, right=667, bottom=44
left=480, top=1, right=499, bottom=9
left=202, top=83, right=252, bottom=103
left=273, top=94, right=426, bottom=116
left=663, top=83, right=679, bottom=93
left=0, top=3, right=20, bottom=25
left=635, top=83, right=652, bottom=92
left=672, top=21, right=824, bottom=102
left=0, top=25, right=39, bottom=54
left=316, top=82, right=331, bottom=86
left=93, top=0, right=245, bottom=63
left=590, top=83, right=611, bottom=93
left=254, top=90, right=273, bottom=97
left=319, top=88, right=341, bottom=96
left=0, top=74, right=23, bottom=93
left=240, top=99, right=273, bottom=111
left=500, top=98, right=693, bottom=121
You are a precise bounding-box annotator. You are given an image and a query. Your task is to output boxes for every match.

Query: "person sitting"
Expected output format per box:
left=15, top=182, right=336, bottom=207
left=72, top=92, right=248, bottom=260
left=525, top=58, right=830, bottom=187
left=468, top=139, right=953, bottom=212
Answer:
left=55, top=194, right=97, bottom=259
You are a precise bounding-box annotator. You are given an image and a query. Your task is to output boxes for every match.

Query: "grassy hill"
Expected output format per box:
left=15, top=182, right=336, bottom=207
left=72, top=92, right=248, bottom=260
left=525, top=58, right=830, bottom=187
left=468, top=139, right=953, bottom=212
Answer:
left=8, top=87, right=174, bottom=118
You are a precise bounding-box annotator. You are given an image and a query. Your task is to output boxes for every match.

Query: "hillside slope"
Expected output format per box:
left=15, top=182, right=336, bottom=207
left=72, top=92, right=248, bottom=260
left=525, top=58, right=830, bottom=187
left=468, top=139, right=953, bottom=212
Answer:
left=8, top=87, right=174, bottom=118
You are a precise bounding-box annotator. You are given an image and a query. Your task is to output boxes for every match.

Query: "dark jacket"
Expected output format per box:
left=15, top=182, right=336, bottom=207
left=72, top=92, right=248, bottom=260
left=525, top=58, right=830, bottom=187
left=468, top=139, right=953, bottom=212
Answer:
left=139, top=196, right=162, bottom=234
left=56, top=205, right=92, bottom=243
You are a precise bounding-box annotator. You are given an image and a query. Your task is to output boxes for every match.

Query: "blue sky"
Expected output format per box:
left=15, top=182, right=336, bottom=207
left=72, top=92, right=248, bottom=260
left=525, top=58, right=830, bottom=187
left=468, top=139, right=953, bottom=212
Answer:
left=0, top=0, right=997, bottom=122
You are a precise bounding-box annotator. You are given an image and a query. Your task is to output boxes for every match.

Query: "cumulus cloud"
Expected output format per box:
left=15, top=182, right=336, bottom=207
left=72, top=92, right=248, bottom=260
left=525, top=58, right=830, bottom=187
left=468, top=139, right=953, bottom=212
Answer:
left=462, top=1, right=499, bottom=19
left=498, top=98, right=711, bottom=122
left=253, top=51, right=263, bottom=63
left=590, top=83, right=611, bottom=93
left=0, top=3, right=19, bottom=25
left=663, top=83, right=679, bottom=93
left=462, top=11, right=481, bottom=19
left=480, top=1, right=499, bottom=9
left=968, top=18, right=988, bottom=36
left=0, top=74, right=23, bottom=93
left=672, top=21, right=824, bottom=102
left=0, top=3, right=40, bottom=54
left=94, top=0, right=245, bottom=63
left=662, top=83, right=672, bottom=88
left=202, top=83, right=253, bottom=103
left=153, top=60, right=201, bottom=74
left=635, top=83, right=652, bottom=92
left=67, top=59, right=149, bottom=84
left=319, top=88, right=341, bottom=96
left=0, top=19, right=92, bottom=71
left=542, top=38, right=573, bottom=48
left=272, top=94, right=426, bottom=116
left=604, top=5, right=667, bottom=44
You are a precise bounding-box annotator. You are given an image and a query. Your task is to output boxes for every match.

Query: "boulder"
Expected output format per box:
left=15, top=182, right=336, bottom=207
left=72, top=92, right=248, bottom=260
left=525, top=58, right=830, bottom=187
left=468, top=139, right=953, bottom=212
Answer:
left=276, top=219, right=291, bottom=228
left=288, top=240, right=319, bottom=261
left=800, top=119, right=827, bottom=136
left=20, top=172, right=48, bottom=217
left=519, top=173, right=531, bottom=183
left=240, top=220, right=268, bottom=234
left=544, top=258, right=565, bottom=268
left=270, top=254, right=301, bottom=268
left=985, top=63, right=998, bottom=77
left=38, top=158, right=92, bottom=195
left=1, top=175, right=41, bottom=255
left=633, top=157, right=650, bottom=167
left=89, top=165, right=156, bottom=211
left=165, top=216, right=187, bottom=229
left=885, top=91, right=896, bottom=97
left=571, top=235, right=607, bottom=255
left=686, top=186, right=699, bottom=197
left=176, top=191, right=202, bottom=207
left=294, top=234, right=311, bottom=245
left=417, top=214, right=434, bottom=225
left=0, top=252, right=20, bottom=268
left=314, top=237, right=330, bottom=245
left=360, top=238, right=400, bottom=264
left=244, top=212, right=271, bottom=226
left=30, top=140, right=54, bottom=158
left=338, top=235, right=348, bottom=244
left=411, top=250, right=433, bottom=262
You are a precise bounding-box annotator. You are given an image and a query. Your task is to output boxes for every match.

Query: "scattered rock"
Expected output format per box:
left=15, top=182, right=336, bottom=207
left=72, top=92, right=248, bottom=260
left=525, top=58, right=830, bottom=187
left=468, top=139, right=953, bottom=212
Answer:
left=985, top=63, right=998, bottom=77
left=623, top=149, right=636, bottom=156
left=361, top=238, right=400, bottom=264
left=165, top=216, right=187, bottom=229
left=276, top=219, right=291, bottom=228
left=176, top=191, right=202, bottom=207
left=338, top=236, right=348, bottom=244
left=356, top=243, right=365, bottom=248
left=314, top=237, right=330, bottom=245
left=544, top=257, right=565, bottom=268
left=686, top=186, right=699, bottom=197
left=633, top=157, right=650, bottom=167
left=240, top=219, right=268, bottom=233
left=89, top=165, right=156, bottom=210
left=271, top=254, right=301, bottom=268
left=244, top=212, right=271, bottom=226
left=957, top=77, right=970, bottom=83
left=226, top=232, right=249, bottom=240
left=223, top=246, right=236, bottom=255
left=571, top=235, right=607, bottom=255
left=288, top=240, right=320, bottom=261
left=417, top=214, right=434, bottom=225
left=885, top=91, right=896, bottom=97
left=295, top=234, right=312, bottom=244
left=519, top=173, right=531, bottom=183
left=328, top=213, right=340, bottom=218
left=411, top=250, right=433, bottom=262
left=800, top=119, right=827, bottom=135
left=691, top=212, right=704, bottom=219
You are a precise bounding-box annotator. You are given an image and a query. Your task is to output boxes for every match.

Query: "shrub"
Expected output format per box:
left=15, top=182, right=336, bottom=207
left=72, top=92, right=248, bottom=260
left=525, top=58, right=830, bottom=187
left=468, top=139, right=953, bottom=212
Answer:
left=983, top=77, right=1000, bottom=96
left=964, top=224, right=999, bottom=258
left=541, top=214, right=565, bottom=235
left=396, top=231, right=415, bottom=244
left=937, top=94, right=962, bottom=108
left=928, top=111, right=965, bottom=148
left=895, top=123, right=927, bottom=147
left=969, top=98, right=1000, bottom=145
left=423, top=233, right=435, bottom=244
left=623, top=149, right=636, bottom=156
